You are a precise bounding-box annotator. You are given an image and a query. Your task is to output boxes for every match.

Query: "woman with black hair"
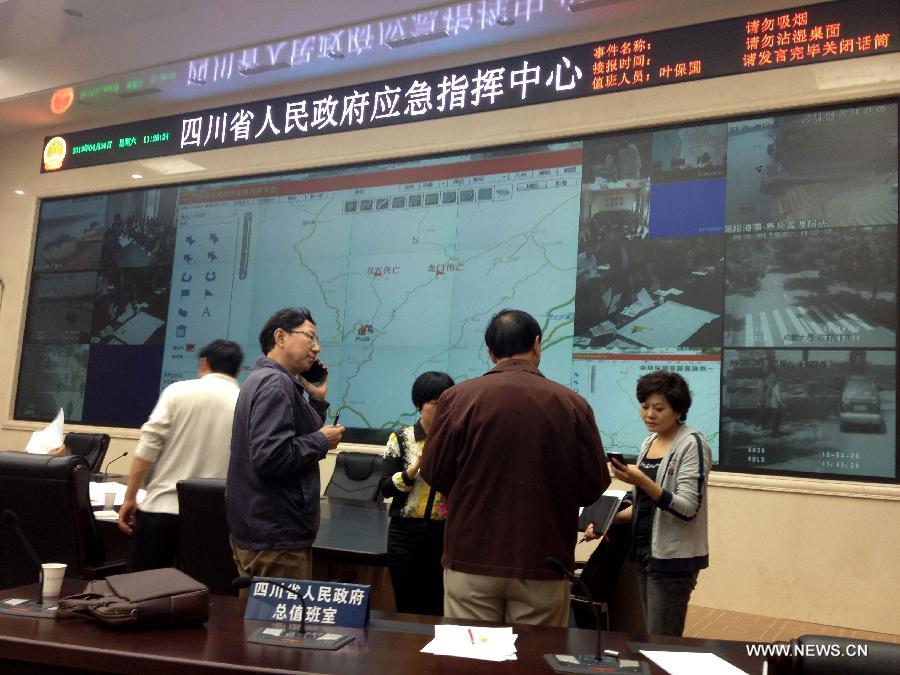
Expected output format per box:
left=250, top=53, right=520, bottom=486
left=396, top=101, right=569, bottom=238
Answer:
left=379, top=371, right=455, bottom=616
left=591, top=370, right=711, bottom=636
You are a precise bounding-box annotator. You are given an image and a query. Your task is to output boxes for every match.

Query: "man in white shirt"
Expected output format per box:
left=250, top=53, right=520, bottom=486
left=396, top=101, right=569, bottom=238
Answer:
left=118, top=339, right=243, bottom=571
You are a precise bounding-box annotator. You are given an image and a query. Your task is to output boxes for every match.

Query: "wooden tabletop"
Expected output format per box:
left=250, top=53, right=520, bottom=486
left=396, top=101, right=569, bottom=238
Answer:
left=0, top=581, right=763, bottom=675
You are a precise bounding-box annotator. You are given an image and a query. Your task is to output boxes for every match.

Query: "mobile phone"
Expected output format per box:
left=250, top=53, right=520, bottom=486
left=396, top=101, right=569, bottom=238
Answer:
left=607, top=452, right=626, bottom=465
left=304, top=359, right=328, bottom=383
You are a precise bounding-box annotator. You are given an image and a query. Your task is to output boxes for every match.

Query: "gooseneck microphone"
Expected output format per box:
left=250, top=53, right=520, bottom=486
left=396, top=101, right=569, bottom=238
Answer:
left=3, top=509, right=44, bottom=604
left=546, top=556, right=604, bottom=661
left=233, top=576, right=308, bottom=634
left=102, top=451, right=128, bottom=481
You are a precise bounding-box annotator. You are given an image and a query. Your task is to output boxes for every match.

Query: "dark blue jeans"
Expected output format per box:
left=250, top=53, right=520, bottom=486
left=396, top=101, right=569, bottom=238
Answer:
left=635, top=545, right=698, bottom=636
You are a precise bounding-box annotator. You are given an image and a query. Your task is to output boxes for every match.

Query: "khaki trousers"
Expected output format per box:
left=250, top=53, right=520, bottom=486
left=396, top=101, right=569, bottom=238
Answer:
left=444, top=568, right=570, bottom=627
left=230, top=542, right=313, bottom=597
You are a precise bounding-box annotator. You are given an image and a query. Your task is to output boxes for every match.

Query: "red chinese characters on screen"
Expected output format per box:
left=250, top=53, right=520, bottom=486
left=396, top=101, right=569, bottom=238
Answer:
left=743, top=10, right=892, bottom=69
left=591, top=38, right=653, bottom=90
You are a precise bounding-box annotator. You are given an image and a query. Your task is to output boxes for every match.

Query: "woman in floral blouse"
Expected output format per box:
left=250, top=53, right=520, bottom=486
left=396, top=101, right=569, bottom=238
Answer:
left=379, top=371, right=454, bottom=616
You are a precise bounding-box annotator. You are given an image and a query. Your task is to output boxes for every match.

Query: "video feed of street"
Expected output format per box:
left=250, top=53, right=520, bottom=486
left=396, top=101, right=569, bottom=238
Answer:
left=724, top=225, right=896, bottom=349
left=33, top=196, right=107, bottom=273
left=14, top=344, right=89, bottom=422
left=725, top=103, right=898, bottom=230
left=721, top=349, right=895, bottom=478
left=25, top=272, right=97, bottom=344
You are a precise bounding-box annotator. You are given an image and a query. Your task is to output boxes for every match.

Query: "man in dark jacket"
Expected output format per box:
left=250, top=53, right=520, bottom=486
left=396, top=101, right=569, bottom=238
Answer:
left=226, top=307, right=344, bottom=582
left=421, top=309, right=609, bottom=626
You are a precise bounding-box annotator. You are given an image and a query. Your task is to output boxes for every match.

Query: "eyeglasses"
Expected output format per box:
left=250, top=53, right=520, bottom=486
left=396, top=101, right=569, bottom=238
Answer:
left=290, top=329, right=320, bottom=345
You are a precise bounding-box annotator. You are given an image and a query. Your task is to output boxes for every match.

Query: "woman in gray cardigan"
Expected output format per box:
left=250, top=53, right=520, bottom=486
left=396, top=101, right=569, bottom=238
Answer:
left=607, top=370, right=711, bottom=637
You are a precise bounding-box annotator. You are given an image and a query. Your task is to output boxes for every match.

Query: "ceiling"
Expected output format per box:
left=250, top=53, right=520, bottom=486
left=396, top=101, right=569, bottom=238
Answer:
left=0, top=0, right=763, bottom=136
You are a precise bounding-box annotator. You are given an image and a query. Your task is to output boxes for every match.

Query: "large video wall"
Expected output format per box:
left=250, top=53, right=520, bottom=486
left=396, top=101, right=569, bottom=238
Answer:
left=17, top=99, right=897, bottom=480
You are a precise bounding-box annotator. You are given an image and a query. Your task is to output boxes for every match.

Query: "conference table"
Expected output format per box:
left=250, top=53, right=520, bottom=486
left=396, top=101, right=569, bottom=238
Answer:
left=0, top=581, right=764, bottom=674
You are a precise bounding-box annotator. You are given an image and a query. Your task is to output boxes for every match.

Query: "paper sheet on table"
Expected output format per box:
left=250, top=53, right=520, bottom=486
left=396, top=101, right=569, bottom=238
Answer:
left=421, top=625, right=518, bottom=661
left=89, top=481, right=146, bottom=507
left=93, top=510, right=120, bottom=522
left=617, top=301, right=718, bottom=348
left=621, top=288, right=654, bottom=317
left=640, top=650, right=749, bottom=675
left=25, top=408, right=65, bottom=454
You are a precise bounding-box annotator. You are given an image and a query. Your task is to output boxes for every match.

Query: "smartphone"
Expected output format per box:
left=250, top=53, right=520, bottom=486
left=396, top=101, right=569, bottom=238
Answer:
left=607, top=452, right=626, bottom=465
left=303, top=359, right=328, bottom=383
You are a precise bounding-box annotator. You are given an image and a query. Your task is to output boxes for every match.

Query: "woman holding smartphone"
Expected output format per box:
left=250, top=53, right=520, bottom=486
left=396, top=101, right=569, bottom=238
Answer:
left=379, top=371, right=454, bottom=616
left=593, top=370, right=711, bottom=636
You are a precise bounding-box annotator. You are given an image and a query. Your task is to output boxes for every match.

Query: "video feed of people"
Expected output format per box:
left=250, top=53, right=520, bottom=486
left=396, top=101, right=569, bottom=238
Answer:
left=574, top=230, right=723, bottom=352
left=651, top=124, right=727, bottom=183
left=17, top=188, right=177, bottom=424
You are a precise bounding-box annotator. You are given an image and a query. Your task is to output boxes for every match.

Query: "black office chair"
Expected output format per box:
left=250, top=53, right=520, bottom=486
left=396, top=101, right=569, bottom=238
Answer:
left=0, top=452, right=124, bottom=590
left=176, top=478, right=237, bottom=595
left=64, top=432, right=111, bottom=474
left=324, top=451, right=383, bottom=502
left=572, top=522, right=645, bottom=633
left=764, top=635, right=900, bottom=674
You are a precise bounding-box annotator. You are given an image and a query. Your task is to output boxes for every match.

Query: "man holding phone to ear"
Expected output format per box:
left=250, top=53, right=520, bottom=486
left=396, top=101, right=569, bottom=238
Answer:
left=226, top=307, right=345, bottom=583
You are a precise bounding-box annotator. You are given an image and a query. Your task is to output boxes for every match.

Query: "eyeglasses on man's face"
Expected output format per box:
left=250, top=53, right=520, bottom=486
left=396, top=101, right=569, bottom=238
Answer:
left=289, top=329, right=320, bottom=345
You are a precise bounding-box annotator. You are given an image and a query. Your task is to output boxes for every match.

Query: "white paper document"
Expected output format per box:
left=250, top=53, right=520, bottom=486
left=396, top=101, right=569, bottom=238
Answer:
left=640, top=650, right=749, bottom=675
left=421, top=625, right=518, bottom=661
left=25, top=408, right=65, bottom=454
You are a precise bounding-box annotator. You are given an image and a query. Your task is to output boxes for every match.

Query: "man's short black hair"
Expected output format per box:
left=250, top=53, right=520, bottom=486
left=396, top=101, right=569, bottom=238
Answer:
left=636, top=370, right=692, bottom=422
left=199, top=339, right=244, bottom=377
left=258, top=307, right=315, bottom=355
left=411, top=371, right=455, bottom=410
left=484, top=309, right=542, bottom=359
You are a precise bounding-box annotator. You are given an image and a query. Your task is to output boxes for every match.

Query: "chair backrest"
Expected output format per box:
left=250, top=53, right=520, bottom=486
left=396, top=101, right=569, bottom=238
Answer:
left=573, top=521, right=645, bottom=632
left=324, top=451, right=383, bottom=501
left=0, top=452, right=105, bottom=589
left=788, top=635, right=900, bottom=674
left=176, top=478, right=236, bottom=595
left=64, top=433, right=111, bottom=473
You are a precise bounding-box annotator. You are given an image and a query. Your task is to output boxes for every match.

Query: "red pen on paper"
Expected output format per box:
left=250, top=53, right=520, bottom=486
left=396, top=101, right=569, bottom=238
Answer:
left=468, top=628, right=475, bottom=645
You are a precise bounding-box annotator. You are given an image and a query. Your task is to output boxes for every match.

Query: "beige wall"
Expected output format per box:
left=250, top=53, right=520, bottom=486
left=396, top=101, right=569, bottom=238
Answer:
left=1, top=1, right=898, bottom=635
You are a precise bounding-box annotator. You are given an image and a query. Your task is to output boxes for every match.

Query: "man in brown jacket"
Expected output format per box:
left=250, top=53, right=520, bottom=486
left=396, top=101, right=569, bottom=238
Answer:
left=421, top=308, right=609, bottom=626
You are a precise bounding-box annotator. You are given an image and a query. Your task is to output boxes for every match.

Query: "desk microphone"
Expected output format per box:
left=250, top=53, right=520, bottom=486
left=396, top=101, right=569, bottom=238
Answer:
left=102, top=451, right=128, bottom=481
left=3, top=509, right=44, bottom=604
left=544, top=556, right=634, bottom=674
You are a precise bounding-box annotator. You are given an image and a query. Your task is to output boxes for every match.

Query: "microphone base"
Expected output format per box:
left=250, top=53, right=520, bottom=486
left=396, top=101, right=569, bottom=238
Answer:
left=543, top=654, right=649, bottom=674
left=247, top=626, right=354, bottom=650
left=0, top=597, right=57, bottom=619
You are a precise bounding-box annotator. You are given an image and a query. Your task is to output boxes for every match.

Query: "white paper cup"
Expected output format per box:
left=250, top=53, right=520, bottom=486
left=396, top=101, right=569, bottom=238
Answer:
left=42, top=563, right=67, bottom=599
left=104, top=492, right=116, bottom=510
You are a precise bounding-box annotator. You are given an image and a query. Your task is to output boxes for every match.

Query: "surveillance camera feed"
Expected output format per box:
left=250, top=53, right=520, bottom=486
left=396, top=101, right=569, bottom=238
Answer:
left=17, top=99, right=897, bottom=480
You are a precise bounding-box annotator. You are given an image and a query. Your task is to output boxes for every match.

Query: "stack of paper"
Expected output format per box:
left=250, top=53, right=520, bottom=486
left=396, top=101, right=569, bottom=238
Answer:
left=421, top=625, right=518, bottom=662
